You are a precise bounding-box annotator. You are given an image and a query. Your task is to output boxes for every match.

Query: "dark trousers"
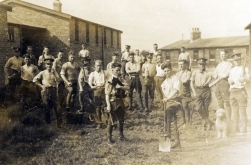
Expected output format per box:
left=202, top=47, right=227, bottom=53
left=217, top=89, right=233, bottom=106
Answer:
left=129, top=76, right=143, bottom=109
left=65, top=82, right=78, bottom=109
left=93, top=87, right=106, bottom=124
left=194, top=87, right=211, bottom=120
left=180, top=96, right=191, bottom=124
left=215, top=79, right=231, bottom=120
left=20, top=80, right=37, bottom=103
left=8, top=70, right=21, bottom=100
left=121, top=61, right=128, bottom=78
left=107, top=98, right=125, bottom=137
left=154, top=76, right=165, bottom=101
left=142, top=77, right=156, bottom=109
left=57, top=81, right=65, bottom=111
left=79, top=82, right=93, bottom=111
left=41, top=87, right=62, bottom=126
left=163, top=101, right=180, bottom=138
left=230, top=88, right=248, bottom=133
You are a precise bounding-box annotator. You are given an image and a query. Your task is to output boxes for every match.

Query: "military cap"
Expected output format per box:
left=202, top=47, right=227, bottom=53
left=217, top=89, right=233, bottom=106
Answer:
left=180, top=46, right=186, bottom=49
left=83, top=63, right=90, bottom=67
left=44, top=57, right=54, bottom=64
left=197, top=58, right=207, bottom=64
left=112, top=52, right=119, bottom=56
left=231, top=53, right=242, bottom=61
left=23, top=54, right=31, bottom=59
left=82, top=56, right=91, bottom=63
left=12, top=47, right=21, bottom=52
left=146, top=52, right=153, bottom=58
left=111, top=62, right=122, bottom=68
left=125, top=45, right=131, bottom=48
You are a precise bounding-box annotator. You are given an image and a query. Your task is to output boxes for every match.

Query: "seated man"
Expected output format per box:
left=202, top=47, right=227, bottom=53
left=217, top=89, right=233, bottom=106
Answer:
left=33, top=57, right=62, bottom=128
left=61, top=51, right=81, bottom=111
left=161, top=62, right=182, bottom=149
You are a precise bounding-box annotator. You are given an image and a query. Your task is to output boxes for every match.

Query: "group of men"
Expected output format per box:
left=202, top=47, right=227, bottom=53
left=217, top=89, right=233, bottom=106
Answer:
left=3, top=42, right=250, bottom=147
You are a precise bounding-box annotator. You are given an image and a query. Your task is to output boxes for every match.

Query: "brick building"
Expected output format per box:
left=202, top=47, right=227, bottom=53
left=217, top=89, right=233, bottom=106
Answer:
left=159, top=28, right=249, bottom=70
left=0, top=0, right=122, bottom=86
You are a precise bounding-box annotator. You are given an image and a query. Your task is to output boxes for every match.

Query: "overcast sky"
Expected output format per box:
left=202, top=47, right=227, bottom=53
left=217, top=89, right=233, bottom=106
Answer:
left=2, top=0, right=251, bottom=50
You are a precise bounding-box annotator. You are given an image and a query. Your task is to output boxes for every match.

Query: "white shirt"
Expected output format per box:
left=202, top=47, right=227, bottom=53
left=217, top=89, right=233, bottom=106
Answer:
left=179, top=52, right=190, bottom=61
left=21, top=64, right=39, bottom=81
left=121, top=51, right=129, bottom=61
left=156, top=64, right=165, bottom=77
left=228, top=66, right=250, bottom=89
left=89, top=70, right=106, bottom=87
left=161, top=75, right=182, bottom=99
left=214, top=61, right=232, bottom=78
left=79, top=49, right=90, bottom=58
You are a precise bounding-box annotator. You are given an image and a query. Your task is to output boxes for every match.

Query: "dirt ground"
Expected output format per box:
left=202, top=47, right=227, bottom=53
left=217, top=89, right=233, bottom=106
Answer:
left=2, top=85, right=251, bottom=165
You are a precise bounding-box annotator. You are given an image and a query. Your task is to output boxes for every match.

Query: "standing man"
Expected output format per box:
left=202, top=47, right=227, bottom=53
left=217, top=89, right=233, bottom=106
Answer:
left=78, top=62, right=93, bottom=114
left=105, top=62, right=129, bottom=144
left=155, top=54, right=165, bottom=105
left=20, top=55, right=39, bottom=106
left=134, top=49, right=144, bottom=68
left=79, top=43, right=90, bottom=59
left=152, top=43, right=159, bottom=64
left=22, top=46, right=36, bottom=65
left=61, top=51, right=81, bottom=111
left=176, top=60, right=191, bottom=126
left=178, top=47, right=192, bottom=71
left=33, top=57, right=62, bottom=128
left=52, top=50, right=65, bottom=112
left=89, top=60, right=107, bottom=129
left=107, top=53, right=119, bottom=75
left=4, top=47, right=24, bottom=101
left=190, top=58, right=213, bottom=130
left=212, top=49, right=232, bottom=121
left=161, top=62, right=182, bottom=149
left=121, top=45, right=131, bottom=80
left=228, top=53, right=250, bottom=134
left=142, top=53, right=156, bottom=113
left=125, top=52, right=143, bottom=111
left=38, top=46, right=55, bottom=71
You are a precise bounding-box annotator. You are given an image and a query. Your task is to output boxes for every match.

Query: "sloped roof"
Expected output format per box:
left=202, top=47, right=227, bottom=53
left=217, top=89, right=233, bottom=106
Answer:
left=1, top=0, right=122, bottom=32
left=0, top=4, right=12, bottom=11
left=159, top=36, right=249, bottom=50
left=8, top=15, right=46, bottom=29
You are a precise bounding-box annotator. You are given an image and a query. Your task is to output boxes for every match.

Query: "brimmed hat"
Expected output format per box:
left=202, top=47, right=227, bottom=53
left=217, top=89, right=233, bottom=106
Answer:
left=231, top=53, right=242, bottom=61
left=112, top=52, right=119, bottom=56
left=197, top=58, right=207, bottom=64
left=82, top=56, right=91, bottom=63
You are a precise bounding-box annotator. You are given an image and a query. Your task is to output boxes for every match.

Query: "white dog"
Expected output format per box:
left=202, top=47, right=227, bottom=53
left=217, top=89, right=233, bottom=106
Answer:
left=215, top=109, right=228, bottom=138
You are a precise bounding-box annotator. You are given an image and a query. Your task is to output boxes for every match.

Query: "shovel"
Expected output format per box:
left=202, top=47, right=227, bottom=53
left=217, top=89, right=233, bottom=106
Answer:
left=159, top=102, right=171, bottom=152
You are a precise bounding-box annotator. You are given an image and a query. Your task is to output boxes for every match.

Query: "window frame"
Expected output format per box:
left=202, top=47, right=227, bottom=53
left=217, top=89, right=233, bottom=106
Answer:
left=209, top=49, right=216, bottom=61
left=8, top=26, right=15, bottom=42
left=86, top=23, right=90, bottom=44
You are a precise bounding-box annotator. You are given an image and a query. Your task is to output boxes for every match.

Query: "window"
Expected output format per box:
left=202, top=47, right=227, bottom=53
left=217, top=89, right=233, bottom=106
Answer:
left=86, top=23, right=90, bottom=43
left=193, top=50, right=199, bottom=61
left=117, top=31, right=120, bottom=48
left=209, top=49, right=216, bottom=61
left=111, top=30, right=113, bottom=47
left=104, top=28, right=107, bottom=46
left=246, top=47, right=249, bottom=56
left=95, top=25, right=98, bottom=45
left=166, top=51, right=170, bottom=61
left=75, top=19, right=79, bottom=42
left=8, top=27, right=14, bottom=41
left=225, top=48, right=233, bottom=57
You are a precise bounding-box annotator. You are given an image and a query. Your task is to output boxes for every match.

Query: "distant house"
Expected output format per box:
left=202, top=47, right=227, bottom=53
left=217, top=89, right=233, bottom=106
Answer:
left=159, top=28, right=249, bottom=70
left=0, top=0, right=122, bottom=86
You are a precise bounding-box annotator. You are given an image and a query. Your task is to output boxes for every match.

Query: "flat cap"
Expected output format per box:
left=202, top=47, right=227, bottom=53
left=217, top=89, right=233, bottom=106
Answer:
left=197, top=58, right=207, bottom=64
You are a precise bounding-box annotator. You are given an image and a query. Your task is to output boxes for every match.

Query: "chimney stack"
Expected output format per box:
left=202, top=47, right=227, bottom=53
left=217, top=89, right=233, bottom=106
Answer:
left=190, top=28, right=201, bottom=43
left=53, top=0, right=62, bottom=12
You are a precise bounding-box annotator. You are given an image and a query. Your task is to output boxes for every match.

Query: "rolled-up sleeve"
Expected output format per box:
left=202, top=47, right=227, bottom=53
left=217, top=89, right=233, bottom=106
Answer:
left=105, top=82, right=113, bottom=95
left=33, top=71, right=43, bottom=83
left=60, top=63, right=67, bottom=75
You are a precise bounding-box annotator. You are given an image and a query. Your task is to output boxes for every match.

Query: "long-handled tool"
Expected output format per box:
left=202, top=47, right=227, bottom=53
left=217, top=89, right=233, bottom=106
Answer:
left=159, top=101, right=171, bottom=152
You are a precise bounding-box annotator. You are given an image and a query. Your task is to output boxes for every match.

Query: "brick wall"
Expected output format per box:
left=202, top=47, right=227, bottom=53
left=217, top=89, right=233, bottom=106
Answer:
left=70, top=18, right=121, bottom=68
left=8, top=4, right=70, bottom=56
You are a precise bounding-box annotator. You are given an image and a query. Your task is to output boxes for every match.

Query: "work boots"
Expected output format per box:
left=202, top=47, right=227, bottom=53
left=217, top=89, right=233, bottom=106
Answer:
left=171, top=131, right=181, bottom=149
left=107, top=125, right=114, bottom=145
left=118, top=122, right=126, bottom=141
left=128, top=97, right=133, bottom=110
